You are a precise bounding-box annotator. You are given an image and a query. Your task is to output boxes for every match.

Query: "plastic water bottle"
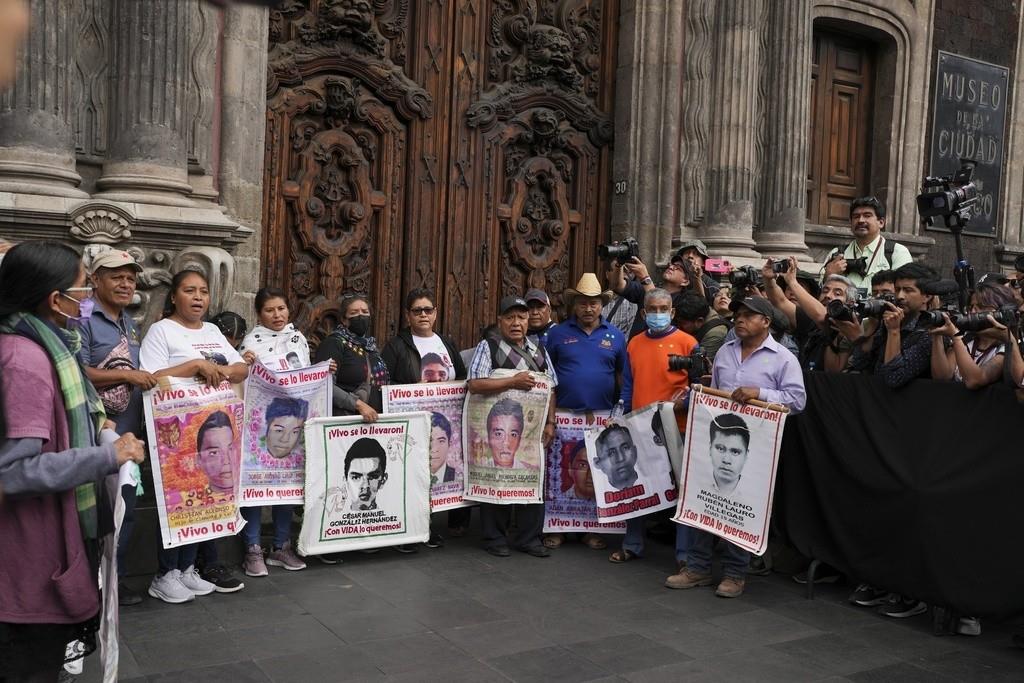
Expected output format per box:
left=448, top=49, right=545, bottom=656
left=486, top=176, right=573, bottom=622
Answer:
left=610, top=399, right=625, bottom=419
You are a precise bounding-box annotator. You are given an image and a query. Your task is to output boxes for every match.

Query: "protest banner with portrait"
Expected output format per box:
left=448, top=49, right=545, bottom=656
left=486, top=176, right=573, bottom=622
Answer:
left=298, top=413, right=431, bottom=555
left=383, top=381, right=470, bottom=512
left=239, top=361, right=332, bottom=506
left=543, top=410, right=626, bottom=534
left=585, top=402, right=678, bottom=523
left=144, top=378, right=245, bottom=549
left=463, top=369, right=551, bottom=504
left=672, top=387, right=787, bottom=555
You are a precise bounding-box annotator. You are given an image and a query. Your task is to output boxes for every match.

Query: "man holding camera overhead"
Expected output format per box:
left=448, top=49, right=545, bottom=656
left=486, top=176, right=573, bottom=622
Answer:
left=824, top=197, right=913, bottom=291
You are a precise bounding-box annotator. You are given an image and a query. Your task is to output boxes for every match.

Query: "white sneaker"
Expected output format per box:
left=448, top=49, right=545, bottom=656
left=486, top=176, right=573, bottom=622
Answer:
left=147, top=569, right=195, bottom=604
left=179, top=565, right=216, bottom=596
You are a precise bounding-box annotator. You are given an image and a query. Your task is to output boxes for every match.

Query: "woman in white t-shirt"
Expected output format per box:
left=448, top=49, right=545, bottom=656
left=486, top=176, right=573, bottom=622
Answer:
left=139, top=269, right=249, bottom=605
left=236, top=287, right=311, bottom=576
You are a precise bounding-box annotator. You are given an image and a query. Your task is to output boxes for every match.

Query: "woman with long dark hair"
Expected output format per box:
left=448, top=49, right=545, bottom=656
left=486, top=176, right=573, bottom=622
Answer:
left=0, top=241, right=145, bottom=681
left=139, top=269, right=249, bottom=603
left=314, top=294, right=389, bottom=421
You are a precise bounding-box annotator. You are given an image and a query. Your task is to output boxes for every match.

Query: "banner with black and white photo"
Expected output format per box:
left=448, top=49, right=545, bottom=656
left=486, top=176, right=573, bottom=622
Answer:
left=672, top=388, right=787, bottom=555
left=584, top=402, right=678, bottom=523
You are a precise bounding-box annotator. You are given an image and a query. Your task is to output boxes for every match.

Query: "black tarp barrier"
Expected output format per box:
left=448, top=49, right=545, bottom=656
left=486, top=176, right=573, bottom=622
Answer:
left=778, top=372, right=1024, bottom=620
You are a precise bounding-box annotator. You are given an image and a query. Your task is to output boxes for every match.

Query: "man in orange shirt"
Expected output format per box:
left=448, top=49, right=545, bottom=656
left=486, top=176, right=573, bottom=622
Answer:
left=609, top=288, right=697, bottom=565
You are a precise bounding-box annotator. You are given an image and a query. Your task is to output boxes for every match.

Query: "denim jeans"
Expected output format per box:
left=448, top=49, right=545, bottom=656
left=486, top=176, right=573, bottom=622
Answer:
left=686, top=528, right=749, bottom=579
left=157, top=542, right=199, bottom=576
left=241, top=505, right=294, bottom=548
left=622, top=515, right=691, bottom=564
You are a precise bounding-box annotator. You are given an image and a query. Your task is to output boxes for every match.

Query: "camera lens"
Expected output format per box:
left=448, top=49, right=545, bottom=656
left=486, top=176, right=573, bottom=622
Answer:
left=598, top=243, right=629, bottom=261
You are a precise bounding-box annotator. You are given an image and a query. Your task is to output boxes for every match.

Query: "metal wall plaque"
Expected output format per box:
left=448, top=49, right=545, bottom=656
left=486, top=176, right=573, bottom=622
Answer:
left=928, top=51, right=1009, bottom=236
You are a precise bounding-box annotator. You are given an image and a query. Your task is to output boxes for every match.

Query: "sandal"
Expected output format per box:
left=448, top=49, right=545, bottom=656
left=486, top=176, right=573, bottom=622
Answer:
left=542, top=534, right=564, bottom=549
left=583, top=533, right=607, bottom=550
left=608, top=548, right=640, bottom=563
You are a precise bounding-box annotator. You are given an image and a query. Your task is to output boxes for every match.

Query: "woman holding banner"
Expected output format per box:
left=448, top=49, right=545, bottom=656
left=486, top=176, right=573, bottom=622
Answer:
left=140, top=269, right=249, bottom=604
left=236, top=287, right=310, bottom=576
left=0, top=241, right=145, bottom=680
left=381, top=288, right=470, bottom=546
left=315, top=294, right=390, bottom=421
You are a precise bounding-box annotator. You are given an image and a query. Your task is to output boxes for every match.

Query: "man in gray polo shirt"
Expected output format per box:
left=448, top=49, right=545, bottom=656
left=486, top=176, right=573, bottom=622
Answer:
left=76, top=249, right=156, bottom=605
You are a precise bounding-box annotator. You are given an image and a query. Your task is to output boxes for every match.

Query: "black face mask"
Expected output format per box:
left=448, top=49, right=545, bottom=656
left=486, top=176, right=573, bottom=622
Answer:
left=348, top=314, right=371, bottom=337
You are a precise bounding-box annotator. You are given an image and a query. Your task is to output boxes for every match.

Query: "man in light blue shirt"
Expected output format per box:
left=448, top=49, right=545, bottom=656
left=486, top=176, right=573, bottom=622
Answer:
left=665, top=296, right=805, bottom=599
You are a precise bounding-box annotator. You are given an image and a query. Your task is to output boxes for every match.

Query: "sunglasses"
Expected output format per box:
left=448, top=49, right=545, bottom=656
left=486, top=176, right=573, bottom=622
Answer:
left=409, top=306, right=435, bottom=315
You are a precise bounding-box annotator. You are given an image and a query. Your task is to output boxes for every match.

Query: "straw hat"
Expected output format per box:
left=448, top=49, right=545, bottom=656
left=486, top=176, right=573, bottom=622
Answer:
left=564, top=273, right=613, bottom=304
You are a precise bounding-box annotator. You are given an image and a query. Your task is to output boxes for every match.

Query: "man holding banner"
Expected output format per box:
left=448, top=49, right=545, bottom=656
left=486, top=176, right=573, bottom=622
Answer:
left=467, top=295, right=557, bottom=558
left=667, top=296, right=805, bottom=598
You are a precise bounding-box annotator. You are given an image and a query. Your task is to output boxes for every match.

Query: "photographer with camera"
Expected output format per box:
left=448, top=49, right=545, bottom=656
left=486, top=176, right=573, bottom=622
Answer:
left=672, top=292, right=730, bottom=364
left=927, top=283, right=1016, bottom=389
left=848, top=262, right=939, bottom=389
left=761, top=257, right=857, bottom=372
left=824, top=197, right=912, bottom=290
left=870, top=269, right=897, bottom=298
left=603, top=240, right=713, bottom=338
left=610, top=289, right=697, bottom=566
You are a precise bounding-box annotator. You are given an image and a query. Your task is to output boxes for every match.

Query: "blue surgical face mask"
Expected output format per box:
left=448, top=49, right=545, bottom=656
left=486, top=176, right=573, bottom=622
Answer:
left=646, top=311, right=671, bottom=332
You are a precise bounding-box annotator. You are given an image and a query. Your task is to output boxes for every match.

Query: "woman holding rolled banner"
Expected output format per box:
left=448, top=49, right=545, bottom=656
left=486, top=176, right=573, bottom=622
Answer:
left=0, top=241, right=145, bottom=680
left=139, top=269, right=249, bottom=604
left=236, top=287, right=315, bottom=576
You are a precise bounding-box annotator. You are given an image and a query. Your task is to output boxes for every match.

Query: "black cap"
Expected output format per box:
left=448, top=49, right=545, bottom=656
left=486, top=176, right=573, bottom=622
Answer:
left=498, top=295, right=529, bottom=315
left=977, top=272, right=1009, bottom=287
left=729, top=296, right=774, bottom=319
left=524, top=288, right=549, bottom=305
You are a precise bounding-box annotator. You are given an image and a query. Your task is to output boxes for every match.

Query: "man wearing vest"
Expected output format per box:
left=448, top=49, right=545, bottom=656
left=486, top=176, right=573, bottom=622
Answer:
left=824, top=196, right=912, bottom=292
left=467, top=295, right=559, bottom=558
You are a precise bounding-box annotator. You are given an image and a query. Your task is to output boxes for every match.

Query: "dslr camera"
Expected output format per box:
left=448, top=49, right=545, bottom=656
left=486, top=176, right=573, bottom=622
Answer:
left=728, top=265, right=761, bottom=290
left=667, top=350, right=708, bottom=373
left=826, top=252, right=869, bottom=277
left=916, top=159, right=979, bottom=229
left=918, top=305, right=1019, bottom=332
left=826, top=293, right=895, bottom=323
left=598, top=237, right=640, bottom=263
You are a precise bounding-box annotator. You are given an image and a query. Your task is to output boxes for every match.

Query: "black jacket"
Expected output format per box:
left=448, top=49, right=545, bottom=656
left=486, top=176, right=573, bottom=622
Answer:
left=380, top=329, right=468, bottom=385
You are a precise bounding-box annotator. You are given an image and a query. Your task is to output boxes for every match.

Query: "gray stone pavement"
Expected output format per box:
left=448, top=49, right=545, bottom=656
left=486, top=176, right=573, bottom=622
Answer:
left=79, top=528, right=1024, bottom=682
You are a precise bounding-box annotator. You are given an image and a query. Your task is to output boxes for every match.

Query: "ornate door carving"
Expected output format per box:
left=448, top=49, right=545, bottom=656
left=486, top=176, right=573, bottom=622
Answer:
left=263, top=0, right=617, bottom=349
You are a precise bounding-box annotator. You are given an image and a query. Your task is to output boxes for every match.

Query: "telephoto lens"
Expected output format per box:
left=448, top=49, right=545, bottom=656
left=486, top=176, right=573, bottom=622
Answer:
left=917, top=310, right=947, bottom=328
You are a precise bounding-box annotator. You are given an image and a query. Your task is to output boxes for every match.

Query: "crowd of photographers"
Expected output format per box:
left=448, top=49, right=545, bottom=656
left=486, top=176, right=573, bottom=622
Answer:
left=598, top=194, right=1024, bottom=634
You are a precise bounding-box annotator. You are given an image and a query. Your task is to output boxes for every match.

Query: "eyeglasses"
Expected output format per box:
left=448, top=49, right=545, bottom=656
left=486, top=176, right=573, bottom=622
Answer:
left=409, top=306, right=435, bottom=315
left=62, top=286, right=93, bottom=298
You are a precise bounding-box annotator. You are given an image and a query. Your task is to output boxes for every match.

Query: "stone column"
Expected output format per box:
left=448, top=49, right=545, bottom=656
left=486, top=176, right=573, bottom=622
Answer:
left=95, top=0, right=194, bottom=205
left=755, top=0, right=811, bottom=258
left=610, top=0, right=688, bottom=266
left=0, top=0, right=87, bottom=197
left=699, top=0, right=762, bottom=258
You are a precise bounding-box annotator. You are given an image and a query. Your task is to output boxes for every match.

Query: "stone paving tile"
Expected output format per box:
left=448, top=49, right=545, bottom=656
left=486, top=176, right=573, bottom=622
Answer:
left=911, top=649, right=1024, bottom=681
left=438, top=619, right=552, bottom=658
left=254, top=644, right=385, bottom=682
left=227, top=613, right=344, bottom=659
left=847, top=661, right=958, bottom=682
left=147, top=661, right=274, bottom=682
left=706, top=607, right=825, bottom=647
left=128, top=629, right=248, bottom=675
left=566, top=633, right=694, bottom=674
left=316, top=608, right=431, bottom=643
left=487, top=644, right=613, bottom=682
left=356, top=632, right=473, bottom=675
left=769, top=632, right=904, bottom=676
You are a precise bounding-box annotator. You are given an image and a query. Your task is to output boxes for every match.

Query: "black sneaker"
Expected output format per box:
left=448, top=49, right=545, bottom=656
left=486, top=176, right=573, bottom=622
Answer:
left=394, top=544, right=419, bottom=554
left=425, top=533, right=444, bottom=549
left=878, top=595, right=926, bottom=618
left=118, top=582, right=143, bottom=606
left=849, top=583, right=890, bottom=606
left=200, top=564, right=245, bottom=593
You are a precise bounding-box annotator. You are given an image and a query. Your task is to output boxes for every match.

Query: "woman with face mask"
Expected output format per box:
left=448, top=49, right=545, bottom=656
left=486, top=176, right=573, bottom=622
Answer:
left=314, top=295, right=390, bottom=423
left=0, top=241, right=145, bottom=680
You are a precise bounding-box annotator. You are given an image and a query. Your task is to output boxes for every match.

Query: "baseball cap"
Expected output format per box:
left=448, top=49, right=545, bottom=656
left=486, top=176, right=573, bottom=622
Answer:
left=524, top=288, right=549, bottom=305
left=88, top=249, right=142, bottom=274
left=977, top=272, right=1009, bottom=287
left=729, top=296, right=774, bottom=319
left=498, top=295, right=529, bottom=315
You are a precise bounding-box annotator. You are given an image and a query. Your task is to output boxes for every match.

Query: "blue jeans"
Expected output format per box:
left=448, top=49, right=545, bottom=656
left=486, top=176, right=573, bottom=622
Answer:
left=686, top=528, right=749, bottom=579
left=157, top=542, right=199, bottom=576
left=241, top=505, right=294, bottom=548
left=622, top=515, right=690, bottom=564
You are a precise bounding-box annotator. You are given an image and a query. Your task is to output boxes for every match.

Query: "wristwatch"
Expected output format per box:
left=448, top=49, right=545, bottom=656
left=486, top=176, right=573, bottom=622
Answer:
left=640, top=276, right=653, bottom=286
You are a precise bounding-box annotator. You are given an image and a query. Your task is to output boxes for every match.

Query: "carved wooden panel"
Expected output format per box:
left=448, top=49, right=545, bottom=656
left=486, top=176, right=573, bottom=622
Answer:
left=263, top=0, right=617, bottom=350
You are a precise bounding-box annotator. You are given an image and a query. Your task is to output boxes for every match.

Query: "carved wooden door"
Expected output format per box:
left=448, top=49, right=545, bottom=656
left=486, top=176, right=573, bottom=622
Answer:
left=263, top=1, right=617, bottom=350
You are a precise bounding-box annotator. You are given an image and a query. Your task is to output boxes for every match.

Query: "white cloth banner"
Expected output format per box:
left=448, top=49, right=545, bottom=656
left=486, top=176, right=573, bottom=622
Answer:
left=143, top=378, right=246, bottom=548
left=463, top=369, right=551, bottom=504
left=585, top=402, right=678, bottom=523
left=298, top=413, right=431, bottom=555
left=672, top=389, right=787, bottom=555
left=239, top=361, right=332, bottom=505
left=383, top=381, right=470, bottom=512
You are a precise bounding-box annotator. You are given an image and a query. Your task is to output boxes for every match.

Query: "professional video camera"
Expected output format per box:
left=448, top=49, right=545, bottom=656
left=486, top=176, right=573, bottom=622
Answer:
left=597, top=237, right=640, bottom=263
left=825, top=293, right=895, bottom=323
left=667, top=350, right=708, bottom=373
left=916, top=159, right=979, bottom=310
left=728, top=265, right=761, bottom=290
